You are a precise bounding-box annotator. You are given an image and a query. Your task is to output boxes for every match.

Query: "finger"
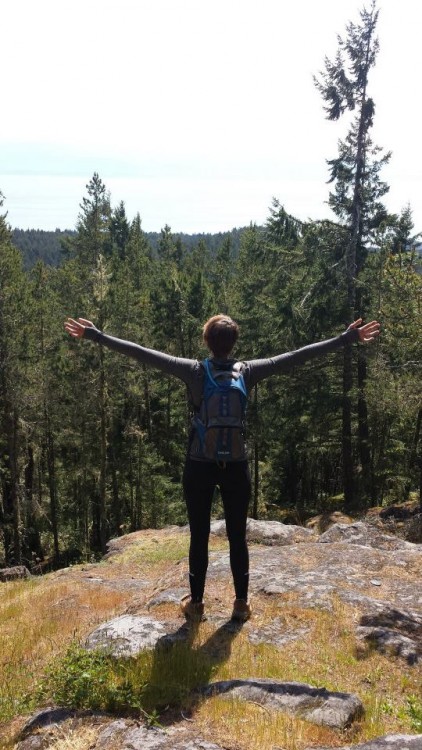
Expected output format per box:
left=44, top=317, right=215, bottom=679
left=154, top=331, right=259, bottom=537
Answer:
left=364, top=324, right=380, bottom=336
left=78, top=318, right=93, bottom=326
left=362, top=330, right=380, bottom=342
left=349, top=318, right=363, bottom=329
left=64, top=322, right=82, bottom=337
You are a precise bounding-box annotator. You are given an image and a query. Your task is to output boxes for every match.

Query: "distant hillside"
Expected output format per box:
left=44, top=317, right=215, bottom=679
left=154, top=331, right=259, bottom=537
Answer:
left=12, top=226, right=250, bottom=269
left=12, top=228, right=76, bottom=269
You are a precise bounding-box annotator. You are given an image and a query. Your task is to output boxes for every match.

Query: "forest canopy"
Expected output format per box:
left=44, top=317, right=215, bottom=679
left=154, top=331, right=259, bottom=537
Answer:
left=1, top=178, right=420, bottom=569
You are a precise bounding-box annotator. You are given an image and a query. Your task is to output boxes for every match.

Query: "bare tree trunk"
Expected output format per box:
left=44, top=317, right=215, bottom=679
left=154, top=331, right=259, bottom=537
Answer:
left=99, top=346, right=107, bottom=554
left=143, top=373, right=152, bottom=440
left=45, top=409, right=60, bottom=562
left=3, top=406, right=22, bottom=564
left=23, top=443, right=44, bottom=564
left=110, top=456, right=121, bottom=536
left=136, top=436, right=143, bottom=529
left=409, top=408, right=422, bottom=511
left=251, top=385, right=259, bottom=519
left=357, top=351, right=373, bottom=503
left=342, top=342, right=354, bottom=512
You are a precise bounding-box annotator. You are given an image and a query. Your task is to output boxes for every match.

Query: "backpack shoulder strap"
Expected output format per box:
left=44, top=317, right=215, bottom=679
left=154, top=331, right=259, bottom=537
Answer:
left=202, top=357, right=215, bottom=383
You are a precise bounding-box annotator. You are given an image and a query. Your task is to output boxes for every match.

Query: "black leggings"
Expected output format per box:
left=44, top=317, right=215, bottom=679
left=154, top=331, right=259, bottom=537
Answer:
left=183, top=458, right=251, bottom=602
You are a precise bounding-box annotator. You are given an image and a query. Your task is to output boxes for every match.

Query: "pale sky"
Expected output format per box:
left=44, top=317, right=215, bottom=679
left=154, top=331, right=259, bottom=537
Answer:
left=1, top=0, right=421, bottom=234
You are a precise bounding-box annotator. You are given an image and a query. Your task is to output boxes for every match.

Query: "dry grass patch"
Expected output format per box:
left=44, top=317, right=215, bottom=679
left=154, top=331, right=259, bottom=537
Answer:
left=192, top=596, right=420, bottom=745
left=0, top=575, right=127, bottom=726
left=36, top=724, right=100, bottom=750
left=107, top=530, right=226, bottom=571
left=195, top=697, right=347, bottom=750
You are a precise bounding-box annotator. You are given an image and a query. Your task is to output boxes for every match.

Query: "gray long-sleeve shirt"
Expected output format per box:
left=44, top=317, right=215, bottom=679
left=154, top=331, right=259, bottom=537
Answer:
left=84, top=325, right=359, bottom=412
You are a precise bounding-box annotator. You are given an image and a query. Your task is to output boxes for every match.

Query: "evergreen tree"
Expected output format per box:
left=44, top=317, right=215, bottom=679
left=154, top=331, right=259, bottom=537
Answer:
left=110, top=201, right=130, bottom=260
left=59, top=176, right=113, bottom=553
left=314, top=1, right=389, bottom=508
left=0, top=194, right=30, bottom=563
left=265, top=199, right=303, bottom=250
left=73, top=173, right=111, bottom=267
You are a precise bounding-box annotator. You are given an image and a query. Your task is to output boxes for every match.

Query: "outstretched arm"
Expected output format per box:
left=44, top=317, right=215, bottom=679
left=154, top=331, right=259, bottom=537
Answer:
left=64, top=317, right=198, bottom=382
left=245, top=319, right=380, bottom=387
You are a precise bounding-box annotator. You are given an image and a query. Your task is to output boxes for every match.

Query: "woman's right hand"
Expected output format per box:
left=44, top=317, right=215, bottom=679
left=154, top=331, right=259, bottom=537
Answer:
left=64, top=317, right=95, bottom=338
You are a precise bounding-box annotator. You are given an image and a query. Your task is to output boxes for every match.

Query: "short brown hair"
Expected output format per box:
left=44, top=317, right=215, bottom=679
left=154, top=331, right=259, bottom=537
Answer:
left=203, top=314, right=239, bottom=358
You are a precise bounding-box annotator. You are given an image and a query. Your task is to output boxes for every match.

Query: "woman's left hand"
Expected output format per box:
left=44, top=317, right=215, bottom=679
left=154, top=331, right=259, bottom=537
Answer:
left=348, top=318, right=380, bottom=343
left=64, top=317, right=95, bottom=338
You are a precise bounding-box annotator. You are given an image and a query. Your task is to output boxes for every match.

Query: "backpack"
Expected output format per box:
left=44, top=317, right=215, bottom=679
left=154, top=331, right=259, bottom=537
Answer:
left=192, top=358, right=247, bottom=462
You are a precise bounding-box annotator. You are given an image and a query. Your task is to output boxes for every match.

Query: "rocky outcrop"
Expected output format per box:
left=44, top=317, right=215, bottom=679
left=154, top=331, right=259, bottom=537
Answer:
left=210, top=517, right=314, bottom=545
left=86, top=615, right=169, bottom=656
left=356, top=605, right=422, bottom=665
left=16, top=711, right=422, bottom=750
left=16, top=518, right=422, bottom=750
left=306, top=511, right=354, bottom=532
left=86, top=519, right=422, bottom=666
left=318, top=521, right=418, bottom=550
left=95, top=720, right=236, bottom=749
left=0, top=565, right=30, bottom=582
left=17, top=711, right=228, bottom=750
left=305, top=735, right=422, bottom=750
left=201, top=679, right=363, bottom=729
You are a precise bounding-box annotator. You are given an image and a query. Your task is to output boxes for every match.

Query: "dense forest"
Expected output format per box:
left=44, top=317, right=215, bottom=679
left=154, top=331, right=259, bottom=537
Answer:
left=11, top=227, right=247, bottom=270
left=0, top=3, right=421, bottom=569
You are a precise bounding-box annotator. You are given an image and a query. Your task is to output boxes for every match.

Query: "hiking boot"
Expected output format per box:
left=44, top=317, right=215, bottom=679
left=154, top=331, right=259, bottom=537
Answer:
left=181, top=598, right=206, bottom=621
left=231, top=598, right=251, bottom=622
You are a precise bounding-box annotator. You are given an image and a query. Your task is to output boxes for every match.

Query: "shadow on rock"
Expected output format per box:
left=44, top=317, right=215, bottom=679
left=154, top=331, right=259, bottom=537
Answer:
left=356, top=607, right=421, bottom=666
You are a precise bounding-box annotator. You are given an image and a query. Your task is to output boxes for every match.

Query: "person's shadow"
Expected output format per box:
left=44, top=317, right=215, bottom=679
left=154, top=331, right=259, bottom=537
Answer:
left=141, top=617, right=245, bottom=723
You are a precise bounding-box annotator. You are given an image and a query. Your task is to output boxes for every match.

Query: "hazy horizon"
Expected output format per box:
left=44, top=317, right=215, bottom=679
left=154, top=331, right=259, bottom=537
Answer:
left=2, top=0, right=421, bottom=234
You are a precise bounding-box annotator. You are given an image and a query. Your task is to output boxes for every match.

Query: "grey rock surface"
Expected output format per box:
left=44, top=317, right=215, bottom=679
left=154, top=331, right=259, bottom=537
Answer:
left=148, top=587, right=190, bottom=608
left=15, top=738, right=45, bottom=750
left=359, top=606, right=422, bottom=634
left=0, top=565, right=30, bottom=582
left=357, top=626, right=420, bottom=665
left=236, top=541, right=422, bottom=617
left=201, top=679, right=363, bottom=729
left=20, top=707, right=87, bottom=735
left=305, top=735, right=422, bottom=750
left=17, top=716, right=227, bottom=750
left=318, top=522, right=418, bottom=551
left=85, top=615, right=168, bottom=656
left=354, top=603, right=421, bottom=664
left=95, top=720, right=227, bottom=749
left=85, top=614, right=193, bottom=656
left=210, top=517, right=314, bottom=545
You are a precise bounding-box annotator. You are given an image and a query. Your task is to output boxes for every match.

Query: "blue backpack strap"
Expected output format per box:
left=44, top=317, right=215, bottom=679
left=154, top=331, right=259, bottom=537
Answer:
left=203, top=357, right=219, bottom=389
left=203, top=358, right=246, bottom=393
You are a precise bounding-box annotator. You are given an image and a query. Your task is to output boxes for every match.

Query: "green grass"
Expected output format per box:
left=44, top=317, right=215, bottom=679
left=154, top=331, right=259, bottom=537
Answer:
left=38, top=634, right=216, bottom=720
left=407, top=696, right=422, bottom=732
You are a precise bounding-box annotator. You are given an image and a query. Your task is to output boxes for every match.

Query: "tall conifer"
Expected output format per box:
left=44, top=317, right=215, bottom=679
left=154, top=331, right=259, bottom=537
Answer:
left=314, top=1, right=389, bottom=508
